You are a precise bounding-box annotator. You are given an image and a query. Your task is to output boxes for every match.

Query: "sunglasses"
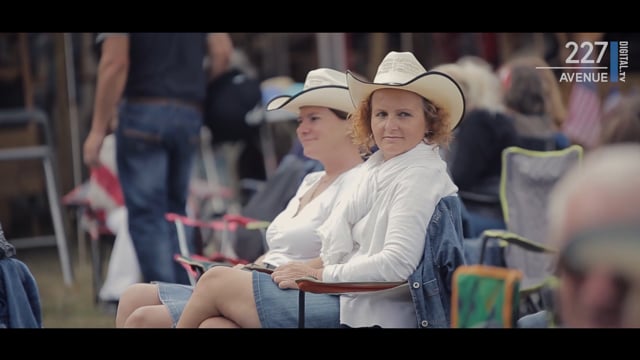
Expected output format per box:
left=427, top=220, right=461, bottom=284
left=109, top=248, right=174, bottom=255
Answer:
left=557, top=224, right=640, bottom=290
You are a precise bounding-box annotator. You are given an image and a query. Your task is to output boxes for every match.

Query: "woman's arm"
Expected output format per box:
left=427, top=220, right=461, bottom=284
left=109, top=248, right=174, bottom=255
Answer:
left=323, top=167, right=446, bottom=283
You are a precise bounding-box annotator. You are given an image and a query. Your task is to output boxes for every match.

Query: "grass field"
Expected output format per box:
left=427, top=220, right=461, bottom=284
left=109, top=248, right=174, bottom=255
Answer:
left=17, top=243, right=116, bottom=328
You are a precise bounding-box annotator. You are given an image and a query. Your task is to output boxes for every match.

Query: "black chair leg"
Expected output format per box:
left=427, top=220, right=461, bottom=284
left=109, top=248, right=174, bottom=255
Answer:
left=298, top=290, right=306, bottom=328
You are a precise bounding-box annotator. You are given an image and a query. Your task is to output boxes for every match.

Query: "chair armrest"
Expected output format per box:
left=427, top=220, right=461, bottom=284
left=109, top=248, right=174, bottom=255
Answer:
left=295, top=276, right=405, bottom=294
left=481, top=229, right=557, bottom=253
left=0, top=108, right=52, bottom=146
left=479, top=229, right=557, bottom=265
left=242, top=263, right=274, bottom=275
left=165, top=212, right=236, bottom=231
left=221, top=214, right=270, bottom=231
left=294, top=276, right=406, bottom=328
left=174, top=253, right=232, bottom=279
left=0, top=108, right=47, bottom=126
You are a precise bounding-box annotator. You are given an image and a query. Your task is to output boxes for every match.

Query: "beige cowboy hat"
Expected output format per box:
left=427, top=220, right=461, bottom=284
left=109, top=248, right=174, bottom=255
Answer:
left=347, top=51, right=465, bottom=131
left=266, top=68, right=355, bottom=114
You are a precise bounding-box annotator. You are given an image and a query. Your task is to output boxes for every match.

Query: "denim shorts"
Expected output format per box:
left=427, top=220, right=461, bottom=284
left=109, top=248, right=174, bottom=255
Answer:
left=252, top=271, right=340, bottom=328
left=155, top=281, right=194, bottom=328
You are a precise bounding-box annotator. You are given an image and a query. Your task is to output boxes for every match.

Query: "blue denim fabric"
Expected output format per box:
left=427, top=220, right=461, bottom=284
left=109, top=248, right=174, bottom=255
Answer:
left=0, top=257, right=42, bottom=328
left=116, top=102, right=201, bottom=284
left=460, top=200, right=506, bottom=238
left=253, top=271, right=339, bottom=328
left=408, top=195, right=467, bottom=328
left=155, top=281, right=194, bottom=328
left=517, top=310, right=551, bottom=328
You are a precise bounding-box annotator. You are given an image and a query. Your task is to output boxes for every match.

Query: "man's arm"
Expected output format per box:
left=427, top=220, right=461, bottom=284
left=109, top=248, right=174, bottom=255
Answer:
left=83, top=34, right=129, bottom=167
left=206, top=33, right=233, bottom=80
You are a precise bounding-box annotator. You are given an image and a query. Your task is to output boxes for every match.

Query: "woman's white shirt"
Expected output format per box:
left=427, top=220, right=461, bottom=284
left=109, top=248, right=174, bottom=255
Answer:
left=320, top=143, right=458, bottom=328
left=260, top=164, right=364, bottom=267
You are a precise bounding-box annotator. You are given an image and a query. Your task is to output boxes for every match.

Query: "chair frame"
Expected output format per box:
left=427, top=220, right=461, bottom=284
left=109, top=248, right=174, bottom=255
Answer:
left=166, top=212, right=270, bottom=285
left=0, top=108, right=74, bottom=286
left=478, top=145, right=583, bottom=316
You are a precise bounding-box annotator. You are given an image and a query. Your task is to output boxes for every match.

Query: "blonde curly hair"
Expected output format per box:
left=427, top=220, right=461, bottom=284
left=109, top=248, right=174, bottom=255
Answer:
left=350, top=91, right=452, bottom=155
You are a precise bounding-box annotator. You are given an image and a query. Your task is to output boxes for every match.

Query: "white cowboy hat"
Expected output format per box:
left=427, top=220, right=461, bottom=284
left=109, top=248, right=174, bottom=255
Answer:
left=347, top=51, right=465, bottom=131
left=266, top=68, right=355, bottom=114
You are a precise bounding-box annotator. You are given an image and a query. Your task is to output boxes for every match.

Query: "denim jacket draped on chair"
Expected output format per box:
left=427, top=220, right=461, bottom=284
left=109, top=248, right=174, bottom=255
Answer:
left=0, top=223, right=42, bottom=328
left=408, top=195, right=466, bottom=328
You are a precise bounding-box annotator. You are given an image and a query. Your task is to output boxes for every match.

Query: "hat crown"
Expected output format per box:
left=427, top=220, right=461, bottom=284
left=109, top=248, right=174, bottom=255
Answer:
left=303, top=68, right=347, bottom=89
left=373, top=51, right=427, bottom=85
left=265, top=67, right=354, bottom=114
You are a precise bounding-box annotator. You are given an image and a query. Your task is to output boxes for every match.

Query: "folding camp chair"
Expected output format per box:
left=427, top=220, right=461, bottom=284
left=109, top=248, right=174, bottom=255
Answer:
left=0, top=108, right=74, bottom=286
left=295, top=195, right=466, bottom=328
left=166, top=212, right=270, bottom=285
left=475, top=144, right=583, bottom=317
left=62, top=178, right=115, bottom=303
left=456, top=135, right=570, bottom=239
left=451, top=233, right=557, bottom=328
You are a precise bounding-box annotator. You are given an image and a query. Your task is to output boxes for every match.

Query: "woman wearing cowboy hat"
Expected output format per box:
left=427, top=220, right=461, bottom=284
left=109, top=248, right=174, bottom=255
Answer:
left=116, top=68, right=365, bottom=328
left=282, top=51, right=465, bottom=328
left=176, top=51, right=466, bottom=328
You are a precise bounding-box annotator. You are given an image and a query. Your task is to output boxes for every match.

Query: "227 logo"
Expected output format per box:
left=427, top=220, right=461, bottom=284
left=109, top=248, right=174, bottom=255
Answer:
left=556, top=41, right=629, bottom=83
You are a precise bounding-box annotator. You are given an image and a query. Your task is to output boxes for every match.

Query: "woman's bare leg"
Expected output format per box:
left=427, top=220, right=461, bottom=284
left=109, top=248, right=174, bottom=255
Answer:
left=176, top=266, right=261, bottom=328
left=116, top=283, right=171, bottom=328
left=199, top=316, right=240, bottom=328
left=123, top=304, right=174, bottom=328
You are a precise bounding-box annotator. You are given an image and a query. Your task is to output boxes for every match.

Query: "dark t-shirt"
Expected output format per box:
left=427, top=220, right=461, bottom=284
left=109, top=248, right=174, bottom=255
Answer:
left=449, top=109, right=520, bottom=192
left=99, top=33, right=208, bottom=103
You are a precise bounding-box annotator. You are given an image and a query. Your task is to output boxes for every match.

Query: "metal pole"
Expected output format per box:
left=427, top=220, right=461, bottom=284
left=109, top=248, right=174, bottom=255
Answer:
left=401, top=33, right=414, bottom=52
left=64, top=33, right=86, bottom=263
left=316, top=33, right=347, bottom=70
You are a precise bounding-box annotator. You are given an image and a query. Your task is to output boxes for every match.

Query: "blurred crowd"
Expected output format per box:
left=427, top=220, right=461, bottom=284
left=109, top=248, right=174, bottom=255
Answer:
left=1, top=32, right=639, bottom=328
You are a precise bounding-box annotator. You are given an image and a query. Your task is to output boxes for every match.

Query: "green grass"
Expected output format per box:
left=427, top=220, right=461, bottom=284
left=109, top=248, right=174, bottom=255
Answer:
left=17, top=246, right=116, bottom=328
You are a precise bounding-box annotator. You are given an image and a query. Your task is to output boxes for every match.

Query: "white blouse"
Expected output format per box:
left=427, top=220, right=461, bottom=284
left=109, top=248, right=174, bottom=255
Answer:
left=320, top=143, right=458, bottom=328
left=260, top=164, right=364, bottom=267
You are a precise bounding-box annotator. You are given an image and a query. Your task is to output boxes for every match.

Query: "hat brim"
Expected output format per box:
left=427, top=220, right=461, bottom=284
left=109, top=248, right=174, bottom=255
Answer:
left=266, top=85, right=354, bottom=114
left=346, top=70, right=465, bottom=131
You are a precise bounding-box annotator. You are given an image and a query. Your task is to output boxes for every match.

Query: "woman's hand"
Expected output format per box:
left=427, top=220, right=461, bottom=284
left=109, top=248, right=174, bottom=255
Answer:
left=271, top=261, right=319, bottom=289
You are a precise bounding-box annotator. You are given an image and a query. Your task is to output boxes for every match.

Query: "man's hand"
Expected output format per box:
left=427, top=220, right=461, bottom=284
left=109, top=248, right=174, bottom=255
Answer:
left=83, top=130, right=105, bottom=168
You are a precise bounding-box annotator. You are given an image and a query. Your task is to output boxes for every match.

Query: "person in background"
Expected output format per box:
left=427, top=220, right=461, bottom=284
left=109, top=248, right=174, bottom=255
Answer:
left=83, top=33, right=233, bottom=285
left=115, top=67, right=364, bottom=328
left=599, top=93, right=640, bottom=145
left=499, top=55, right=570, bottom=151
left=518, top=91, right=640, bottom=328
left=518, top=144, right=640, bottom=328
left=434, top=57, right=519, bottom=239
left=176, top=51, right=465, bottom=328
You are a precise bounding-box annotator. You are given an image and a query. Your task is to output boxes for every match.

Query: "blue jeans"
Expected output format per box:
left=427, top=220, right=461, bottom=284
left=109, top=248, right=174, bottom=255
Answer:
left=116, top=101, right=201, bottom=284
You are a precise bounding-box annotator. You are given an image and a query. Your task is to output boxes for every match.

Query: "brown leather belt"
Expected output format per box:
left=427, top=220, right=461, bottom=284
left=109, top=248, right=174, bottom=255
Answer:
left=127, top=97, right=202, bottom=112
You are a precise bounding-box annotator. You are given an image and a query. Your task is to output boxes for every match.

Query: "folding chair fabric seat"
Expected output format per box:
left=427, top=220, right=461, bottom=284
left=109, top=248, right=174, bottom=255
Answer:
left=474, top=145, right=583, bottom=319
